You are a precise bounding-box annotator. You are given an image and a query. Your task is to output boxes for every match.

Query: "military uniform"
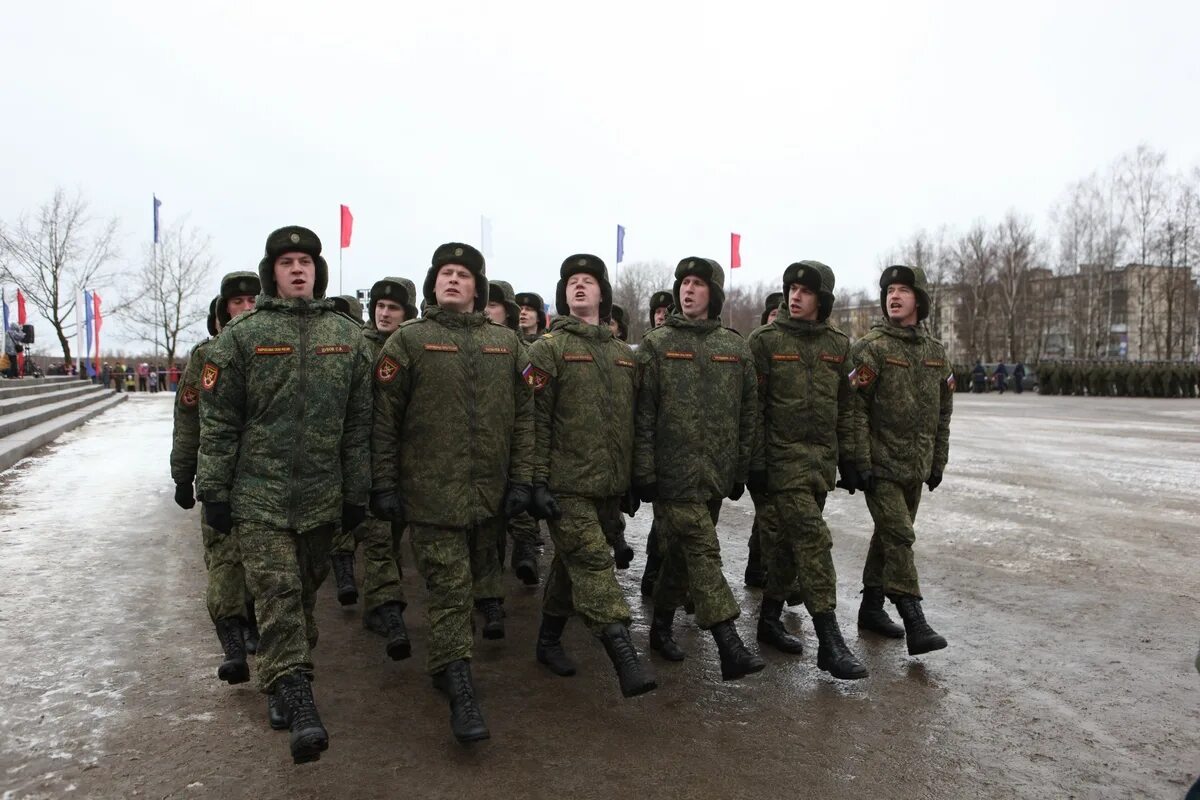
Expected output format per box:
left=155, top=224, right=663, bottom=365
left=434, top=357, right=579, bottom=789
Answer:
left=847, top=265, right=952, bottom=656
left=638, top=289, right=675, bottom=598
left=743, top=290, right=785, bottom=590
left=748, top=261, right=866, bottom=679
left=634, top=257, right=765, bottom=680
left=371, top=243, right=532, bottom=744
left=198, top=228, right=371, bottom=763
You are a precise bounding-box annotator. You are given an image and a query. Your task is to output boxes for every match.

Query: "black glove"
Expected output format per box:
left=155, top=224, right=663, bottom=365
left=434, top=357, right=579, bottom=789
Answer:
left=729, top=482, right=745, bottom=501
left=859, top=469, right=877, bottom=494
left=747, top=470, right=768, bottom=494
left=203, top=501, right=233, bottom=535
left=504, top=482, right=533, bottom=519
left=531, top=483, right=562, bottom=520
left=370, top=490, right=402, bottom=522
left=835, top=461, right=860, bottom=494
left=174, top=482, right=196, bottom=509
left=342, top=502, right=366, bottom=531
left=620, top=488, right=640, bottom=517
left=633, top=481, right=658, bottom=503
left=926, top=472, right=943, bottom=492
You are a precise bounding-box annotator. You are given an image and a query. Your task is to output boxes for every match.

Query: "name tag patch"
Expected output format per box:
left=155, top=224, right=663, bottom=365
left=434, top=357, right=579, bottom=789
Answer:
left=424, top=343, right=459, bottom=353
left=482, top=346, right=511, bottom=355
left=563, top=353, right=594, bottom=362
left=615, top=359, right=635, bottom=368
left=315, top=344, right=351, bottom=355
left=255, top=345, right=294, bottom=356
left=772, top=354, right=801, bottom=362
left=820, top=353, right=845, bottom=364
left=885, top=357, right=910, bottom=368
left=665, top=351, right=694, bottom=360
left=924, top=359, right=946, bottom=368
left=711, top=354, right=740, bottom=363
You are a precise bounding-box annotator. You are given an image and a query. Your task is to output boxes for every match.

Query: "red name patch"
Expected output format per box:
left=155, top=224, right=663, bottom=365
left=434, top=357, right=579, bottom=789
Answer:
left=820, top=353, right=845, bottom=364
left=665, top=351, right=694, bottom=360
left=923, top=359, right=946, bottom=368
left=376, top=355, right=399, bottom=383
left=885, top=357, right=910, bottom=368
left=424, top=343, right=459, bottom=353
left=711, top=354, right=740, bottom=363
left=772, top=354, right=801, bottom=362
left=316, top=344, right=351, bottom=355
left=482, top=346, right=511, bottom=355
left=255, top=345, right=294, bottom=356
left=563, top=353, right=594, bottom=363
left=201, top=363, right=220, bottom=391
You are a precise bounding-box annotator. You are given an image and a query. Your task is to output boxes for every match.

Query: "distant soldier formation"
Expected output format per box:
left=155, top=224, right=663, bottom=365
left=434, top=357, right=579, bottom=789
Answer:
left=948, top=359, right=1199, bottom=397
left=170, top=225, right=958, bottom=765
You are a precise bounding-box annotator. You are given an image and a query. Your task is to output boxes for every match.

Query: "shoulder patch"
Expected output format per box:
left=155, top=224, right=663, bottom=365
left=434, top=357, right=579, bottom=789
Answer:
left=947, top=373, right=957, bottom=392
left=201, top=363, right=220, bottom=391
left=522, top=363, right=551, bottom=392
left=179, top=385, right=199, bottom=408
left=376, top=355, right=399, bottom=383
left=848, top=364, right=876, bottom=388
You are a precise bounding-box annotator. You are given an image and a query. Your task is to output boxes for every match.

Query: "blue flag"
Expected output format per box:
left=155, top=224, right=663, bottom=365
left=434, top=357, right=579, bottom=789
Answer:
left=83, top=291, right=95, bottom=377
left=153, top=195, right=163, bottom=244
left=616, top=224, right=625, bottom=264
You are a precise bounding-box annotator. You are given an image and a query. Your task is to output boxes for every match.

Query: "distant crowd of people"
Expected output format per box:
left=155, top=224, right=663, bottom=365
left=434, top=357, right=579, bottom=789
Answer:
left=96, top=361, right=183, bottom=393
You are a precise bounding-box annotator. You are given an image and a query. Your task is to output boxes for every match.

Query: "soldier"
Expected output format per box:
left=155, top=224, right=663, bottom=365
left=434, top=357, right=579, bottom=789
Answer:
left=328, top=276, right=418, bottom=659
left=198, top=227, right=372, bottom=763
left=847, top=265, right=952, bottom=656
left=607, top=303, right=629, bottom=342
left=487, top=279, right=542, bottom=589
left=171, top=272, right=260, bottom=687
left=371, top=243, right=533, bottom=744
left=331, top=294, right=364, bottom=324
left=639, top=289, right=676, bottom=598
left=971, top=360, right=987, bottom=393
left=1060, top=360, right=1074, bottom=396
left=748, top=261, right=867, bottom=680
left=515, top=290, right=549, bottom=343
left=329, top=294, right=371, bottom=605
left=634, top=257, right=766, bottom=680
left=994, top=360, right=1008, bottom=394
left=744, top=289, right=785, bottom=590
left=525, top=255, right=657, bottom=697
left=1012, top=361, right=1026, bottom=394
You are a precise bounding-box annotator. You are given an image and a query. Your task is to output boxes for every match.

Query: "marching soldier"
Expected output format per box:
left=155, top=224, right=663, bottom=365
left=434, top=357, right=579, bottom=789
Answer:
left=847, top=265, right=953, bottom=657
left=198, top=227, right=373, bottom=763
left=744, top=289, right=785, bottom=589
left=171, top=271, right=260, bottom=686
left=639, top=289, right=675, bottom=598
left=525, top=255, right=657, bottom=697
left=748, top=261, right=867, bottom=679
left=634, top=257, right=766, bottom=680
left=371, top=243, right=534, bottom=744
left=515, top=290, right=549, bottom=343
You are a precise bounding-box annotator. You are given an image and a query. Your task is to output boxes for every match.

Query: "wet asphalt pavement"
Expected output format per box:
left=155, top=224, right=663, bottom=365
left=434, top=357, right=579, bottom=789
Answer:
left=0, top=394, right=1197, bottom=799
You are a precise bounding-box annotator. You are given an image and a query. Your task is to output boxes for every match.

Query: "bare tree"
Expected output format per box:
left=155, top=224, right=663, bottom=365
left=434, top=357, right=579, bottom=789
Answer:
left=0, top=188, right=120, bottom=361
left=120, top=219, right=217, bottom=364
left=952, top=221, right=995, bottom=360
left=612, top=260, right=673, bottom=342
left=993, top=211, right=1039, bottom=361
left=1120, top=144, right=1168, bottom=355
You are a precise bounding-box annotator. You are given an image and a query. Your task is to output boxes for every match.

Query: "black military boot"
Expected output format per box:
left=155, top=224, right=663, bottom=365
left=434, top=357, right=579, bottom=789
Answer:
left=477, top=598, right=505, bottom=640
left=857, top=586, right=905, bottom=638
left=276, top=672, right=329, bottom=764
left=370, top=601, right=412, bottom=661
left=243, top=599, right=260, bottom=655
left=892, top=595, right=948, bottom=656
left=331, top=552, right=358, bottom=606
left=267, top=689, right=289, bottom=730
left=432, top=660, right=490, bottom=744
left=744, top=538, right=766, bottom=588
left=611, top=529, right=635, bottom=570
left=535, top=614, right=577, bottom=676
left=648, top=607, right=686, bottom=662
left=756, top=598, right=804, bottom=655
left=600, top=623, right=657, bottom=698
left=215, top=617, right=250, bottom=684
left=811, top=612, right=869, bottom=680
left=511, top=541, right=540, bottom=586
left=710, top=620, right=766, bottom=681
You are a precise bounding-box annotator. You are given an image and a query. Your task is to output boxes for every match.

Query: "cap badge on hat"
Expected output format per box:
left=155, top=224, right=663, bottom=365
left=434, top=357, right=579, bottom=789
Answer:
left=290, top=233, right=300, bottom=244
left=578, top=258, right=587, bottom=267
left=888, top=268, right=898, bottom=279
left=454, top=247, right=464, bottom=257
left=686, top=260, right=695, bottom=269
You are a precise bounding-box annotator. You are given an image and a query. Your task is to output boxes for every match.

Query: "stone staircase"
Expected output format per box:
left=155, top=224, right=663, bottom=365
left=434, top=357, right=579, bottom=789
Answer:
left=0, top=375, right=127, bottom=472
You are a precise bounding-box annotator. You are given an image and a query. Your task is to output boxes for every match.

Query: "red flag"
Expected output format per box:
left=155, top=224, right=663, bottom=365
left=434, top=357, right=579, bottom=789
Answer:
left=730, top=233, right=742, bottom=269
left=93, top=293, right=102, bottom=378
left=16, top=290, right=26, bottom=324
left=340, top=204, right=354, bottom=248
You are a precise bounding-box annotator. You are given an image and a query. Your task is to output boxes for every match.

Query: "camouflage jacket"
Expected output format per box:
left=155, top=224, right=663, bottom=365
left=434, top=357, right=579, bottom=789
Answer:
left=634, top=314, right=759, bottom=502
left=748, top=311, right=852, bottom=493
left=527, top=316, right=636, bottom=498
left=371, top=306, right=534, bottom=528
left=362, top=324, right=389, bottom=358
left=196, top=296, right=374, bottom=531
left=847, top=317, right=953, bottom=486
left=169, top=338, right=211, bottom=485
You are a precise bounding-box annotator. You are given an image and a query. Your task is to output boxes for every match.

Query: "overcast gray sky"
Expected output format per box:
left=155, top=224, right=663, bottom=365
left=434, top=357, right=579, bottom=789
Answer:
left=3, top=0, right=1199, bottom=351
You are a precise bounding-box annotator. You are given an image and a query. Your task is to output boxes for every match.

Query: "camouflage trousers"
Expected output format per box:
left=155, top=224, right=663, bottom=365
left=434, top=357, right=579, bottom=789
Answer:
left=766, top=490, right=836, bottom=614
left=653, top=499, right=739, bottom=629
left=508, top=511, right=542, bottom=546
left=747, top=488, right=774, bottom=576
left=412, top=519, right=504, bottom=674
left=470, top=517, right=505, bottom=603
left=340, top=517, right=407, bottom=614
left=201, top=508, right=249, bottom=623
left=236, top=521, right=333, bottom=693
left=542, top=495, right=631, bottom=633
left=862, top=479, right=923, bottom=599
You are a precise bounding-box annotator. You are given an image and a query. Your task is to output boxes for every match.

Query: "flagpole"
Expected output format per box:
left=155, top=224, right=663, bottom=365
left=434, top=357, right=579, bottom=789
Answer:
left=339, top=246, right=343, bottom=296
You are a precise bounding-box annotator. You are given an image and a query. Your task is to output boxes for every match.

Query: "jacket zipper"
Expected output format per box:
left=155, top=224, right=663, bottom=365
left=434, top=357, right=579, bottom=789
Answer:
left=288, top=311, right=310, bottom=530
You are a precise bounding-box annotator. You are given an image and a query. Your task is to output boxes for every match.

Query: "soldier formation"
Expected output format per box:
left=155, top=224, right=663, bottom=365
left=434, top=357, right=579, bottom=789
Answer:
left=1032, top=360, right=1200, bottom=398
left=170, top=227, right=955, bottom=765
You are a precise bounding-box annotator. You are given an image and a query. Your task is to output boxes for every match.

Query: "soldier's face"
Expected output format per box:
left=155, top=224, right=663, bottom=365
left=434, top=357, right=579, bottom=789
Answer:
left=766, top=308, right=779, bottom=324
left=608, top=319, right=621, bottom=337
left=434, top=264, right=475, bottom=312
left=519, top=305, right=539, bottom=332
left=375, top=298, right=405, bottom=333
left=789, top=284, right=819, bottom=321
left=226, top=294, right=256, bottom=319
left=566, top=273, right=601, bottom=317
left=275, top=253, right=316, bottom=299
left=679, top=276, right=710, bottom=320
left=886, top=284, right=918, bottom=325
left=653, top=305, right=668, bottom=327
left=485, top=301, right=508, bottom=325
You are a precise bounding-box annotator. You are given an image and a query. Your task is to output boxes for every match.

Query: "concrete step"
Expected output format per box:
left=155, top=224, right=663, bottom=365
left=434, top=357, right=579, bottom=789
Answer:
left=0, top=382, right=106, bottom=417
left=0, top=375, right=88, bottom=400
left=0, top=393, right=128, bottom=473
left=0, top=386, right=120, bottom=440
